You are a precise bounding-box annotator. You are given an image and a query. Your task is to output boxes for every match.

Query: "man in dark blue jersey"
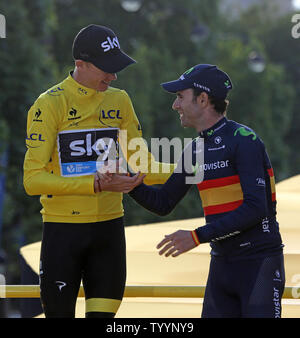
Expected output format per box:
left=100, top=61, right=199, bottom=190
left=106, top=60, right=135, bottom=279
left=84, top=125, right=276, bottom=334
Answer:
left=125, top=64, right=285, bottom=318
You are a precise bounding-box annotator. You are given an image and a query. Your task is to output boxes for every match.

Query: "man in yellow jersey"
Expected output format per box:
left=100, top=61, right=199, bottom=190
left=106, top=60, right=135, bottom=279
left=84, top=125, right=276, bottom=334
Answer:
left=23, top=24, right=174, bottom=318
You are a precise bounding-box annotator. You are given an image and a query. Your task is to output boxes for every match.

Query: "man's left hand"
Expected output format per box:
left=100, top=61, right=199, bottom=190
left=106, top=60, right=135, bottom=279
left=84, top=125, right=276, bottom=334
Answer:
left=156, top=230, right=197, bottom=257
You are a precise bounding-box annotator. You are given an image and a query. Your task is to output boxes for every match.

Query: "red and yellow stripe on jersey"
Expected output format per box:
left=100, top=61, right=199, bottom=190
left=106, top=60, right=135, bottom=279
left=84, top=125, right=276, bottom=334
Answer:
left=268, top=168, right=276, bottom=202
left=197, top=169, right=276, bottom=217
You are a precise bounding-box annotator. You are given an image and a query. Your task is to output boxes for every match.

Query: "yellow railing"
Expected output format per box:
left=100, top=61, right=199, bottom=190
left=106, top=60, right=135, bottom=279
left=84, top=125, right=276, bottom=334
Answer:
left=0, top=285, right=297, bottom=299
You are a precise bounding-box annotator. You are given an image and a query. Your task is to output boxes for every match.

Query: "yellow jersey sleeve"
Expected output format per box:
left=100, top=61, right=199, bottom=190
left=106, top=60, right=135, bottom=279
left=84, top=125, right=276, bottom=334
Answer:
left=119, top=91, right=176, bottom=185
left=23, top=95, right=94, bottom=196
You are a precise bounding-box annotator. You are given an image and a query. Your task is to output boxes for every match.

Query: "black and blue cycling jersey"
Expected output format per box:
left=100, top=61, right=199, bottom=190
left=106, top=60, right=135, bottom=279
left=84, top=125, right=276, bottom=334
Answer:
left=129, top=116, right=283, bottom=259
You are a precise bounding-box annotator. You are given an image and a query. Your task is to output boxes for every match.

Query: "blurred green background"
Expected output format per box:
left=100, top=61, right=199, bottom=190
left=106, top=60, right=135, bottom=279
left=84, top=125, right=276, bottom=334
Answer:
left=0, top=0, right=299, bottom=315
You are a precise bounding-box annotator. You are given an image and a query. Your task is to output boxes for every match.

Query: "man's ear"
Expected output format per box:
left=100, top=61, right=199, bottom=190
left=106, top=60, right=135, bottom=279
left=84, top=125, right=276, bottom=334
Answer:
left=197, top=92, right=209, bottom=106
left=74, top=59, right=86, bottom=68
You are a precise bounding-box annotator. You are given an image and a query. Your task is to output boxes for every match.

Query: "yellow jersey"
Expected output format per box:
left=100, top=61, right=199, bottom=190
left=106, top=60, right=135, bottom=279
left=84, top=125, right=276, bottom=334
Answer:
left=23, top=73, right=174, bottom=223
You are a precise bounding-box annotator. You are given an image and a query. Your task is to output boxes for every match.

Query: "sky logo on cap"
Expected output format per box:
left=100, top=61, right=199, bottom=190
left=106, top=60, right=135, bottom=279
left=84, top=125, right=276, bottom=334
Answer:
left=101, top=36, right=120, bottom=52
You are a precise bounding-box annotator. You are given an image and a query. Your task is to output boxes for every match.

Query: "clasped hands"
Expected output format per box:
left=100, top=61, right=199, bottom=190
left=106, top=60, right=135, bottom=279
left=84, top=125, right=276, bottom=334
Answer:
left=94, top=160, right=145, bottom=193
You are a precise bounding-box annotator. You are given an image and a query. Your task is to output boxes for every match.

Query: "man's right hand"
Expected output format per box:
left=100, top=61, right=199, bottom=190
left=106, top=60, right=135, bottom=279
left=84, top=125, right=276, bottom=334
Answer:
left=94, top=172, right=145, bottom=193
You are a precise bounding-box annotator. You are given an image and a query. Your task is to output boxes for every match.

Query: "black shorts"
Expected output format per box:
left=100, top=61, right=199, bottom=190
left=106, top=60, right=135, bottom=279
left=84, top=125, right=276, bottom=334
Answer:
left=39, top=217, right=126, bottom=318
left=202, top=253, right=285, bottom=318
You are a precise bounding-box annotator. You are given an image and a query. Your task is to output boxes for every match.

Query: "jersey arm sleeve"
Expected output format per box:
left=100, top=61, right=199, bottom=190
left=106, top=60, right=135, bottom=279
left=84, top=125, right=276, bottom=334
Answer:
left=196, top=135, right=268, bottom=244
left=129, top=171, right=192, bottom=216
left=119, top=91, right=176, bottom=185
left=23, top=97, right=94, bottom=196
left=129, top=147, right=197, bottom=215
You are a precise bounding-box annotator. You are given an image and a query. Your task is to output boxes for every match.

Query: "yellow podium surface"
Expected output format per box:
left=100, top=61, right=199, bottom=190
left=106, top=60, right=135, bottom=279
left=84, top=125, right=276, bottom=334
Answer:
left=20, top=175, right=300, bottom=318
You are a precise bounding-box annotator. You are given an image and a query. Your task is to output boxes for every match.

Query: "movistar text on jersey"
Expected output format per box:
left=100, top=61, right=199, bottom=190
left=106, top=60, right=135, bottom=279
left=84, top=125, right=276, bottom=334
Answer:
left=197, top=160, right=229, bottom=171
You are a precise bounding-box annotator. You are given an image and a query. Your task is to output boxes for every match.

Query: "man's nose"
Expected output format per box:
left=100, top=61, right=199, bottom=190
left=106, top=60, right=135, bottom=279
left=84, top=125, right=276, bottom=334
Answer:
left=172, top=98, right=180, bottom=110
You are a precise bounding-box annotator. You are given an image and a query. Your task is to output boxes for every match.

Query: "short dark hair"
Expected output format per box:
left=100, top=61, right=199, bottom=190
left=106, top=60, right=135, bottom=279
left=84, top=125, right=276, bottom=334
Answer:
left=192, top=88, right=229, bottom=115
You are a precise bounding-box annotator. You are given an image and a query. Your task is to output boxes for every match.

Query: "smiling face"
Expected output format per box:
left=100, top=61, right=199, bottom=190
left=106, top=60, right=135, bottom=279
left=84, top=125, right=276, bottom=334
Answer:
left=171, top=88, right=225, bottom=132
left=73, top=60, right=117, bottom=91
left=172, top=88, right=203, bottom=128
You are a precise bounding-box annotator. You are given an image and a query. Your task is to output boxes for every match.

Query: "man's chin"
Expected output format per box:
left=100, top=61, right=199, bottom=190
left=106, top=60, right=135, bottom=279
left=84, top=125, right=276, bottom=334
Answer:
left=97, top=84, right=109, bottom=92
left=181, top=121, right=188, bottom=128
left=181, top=122, right=192, bottom=129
